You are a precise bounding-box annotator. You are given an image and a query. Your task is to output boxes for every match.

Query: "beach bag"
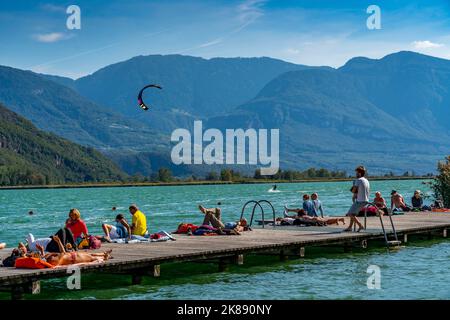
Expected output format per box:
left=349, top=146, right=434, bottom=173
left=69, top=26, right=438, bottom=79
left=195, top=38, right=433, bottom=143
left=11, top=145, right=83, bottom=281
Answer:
left=89, top=235, right=102, bottom=249
left=176, top=223, right=199, bottom=234
left=77, top=237, right=90, bottom=249
left=358, top=206, right=377, bottom=217
left=15, top=257, right=53, bottom=269
left=193, top=225, right=218, bottom=236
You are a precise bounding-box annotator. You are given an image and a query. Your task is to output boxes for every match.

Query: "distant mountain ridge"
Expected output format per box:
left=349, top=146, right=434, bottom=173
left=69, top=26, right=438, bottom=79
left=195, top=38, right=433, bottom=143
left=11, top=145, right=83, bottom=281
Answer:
left=3, top=51, right=449, bottom=176
left=208, top=51, right=450, bottom=173
left=0, top=65, right=168, bottom=151
left=44, top=55, right=317, bottom=132
left=0, top=103, right=126, bottom=185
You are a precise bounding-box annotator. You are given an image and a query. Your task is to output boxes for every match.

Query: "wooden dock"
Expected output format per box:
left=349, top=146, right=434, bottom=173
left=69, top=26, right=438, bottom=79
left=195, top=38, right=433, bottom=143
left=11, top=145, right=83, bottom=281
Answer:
left=1, top=212, right=450, bottom=299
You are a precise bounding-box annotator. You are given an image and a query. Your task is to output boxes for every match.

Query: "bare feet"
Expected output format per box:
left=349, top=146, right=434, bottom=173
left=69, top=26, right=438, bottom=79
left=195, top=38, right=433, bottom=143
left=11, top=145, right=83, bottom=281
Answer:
left=198, top=205, right=207, bottom=214
left=103, top=249, right=113, bottom=260
left=343, top=227, right=353, bottom=232
left=357, top=225, right=365, bottom=232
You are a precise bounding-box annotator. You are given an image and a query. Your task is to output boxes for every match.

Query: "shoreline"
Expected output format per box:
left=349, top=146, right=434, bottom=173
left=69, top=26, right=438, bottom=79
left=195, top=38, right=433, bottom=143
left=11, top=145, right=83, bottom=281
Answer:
left=0, top=176, right=432, bottom=191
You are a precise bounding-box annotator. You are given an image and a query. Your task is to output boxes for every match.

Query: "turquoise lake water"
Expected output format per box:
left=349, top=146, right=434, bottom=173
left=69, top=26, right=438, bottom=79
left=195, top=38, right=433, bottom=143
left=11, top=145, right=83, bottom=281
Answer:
left=1, top=179, right=450, bottom=300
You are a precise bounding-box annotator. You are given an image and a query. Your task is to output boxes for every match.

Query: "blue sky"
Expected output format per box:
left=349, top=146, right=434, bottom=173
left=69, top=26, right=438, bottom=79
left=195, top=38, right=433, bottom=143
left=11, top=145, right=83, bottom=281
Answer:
left=1, top=0, right=449, bottom=78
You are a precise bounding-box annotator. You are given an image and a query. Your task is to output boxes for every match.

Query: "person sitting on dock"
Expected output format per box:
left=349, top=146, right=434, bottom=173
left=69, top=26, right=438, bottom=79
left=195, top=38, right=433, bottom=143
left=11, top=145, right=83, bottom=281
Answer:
left=391, top=190, right=411, bottom=212
left=129, top=205, right=148, bottom=237
left=344, top=166, right=369, bottom=232
left=46, top=227, right=78, bottom=253
left=101, top=214, right=132, bottom=242
left=411, top=190, right=432, bottom=211
left=374, top=192, right=389, bottom=215
left=66, top=208, right=89, bottom=242
left=311, top=193, right=324, bottom=218
left=285, top=194, right=318, bottom=217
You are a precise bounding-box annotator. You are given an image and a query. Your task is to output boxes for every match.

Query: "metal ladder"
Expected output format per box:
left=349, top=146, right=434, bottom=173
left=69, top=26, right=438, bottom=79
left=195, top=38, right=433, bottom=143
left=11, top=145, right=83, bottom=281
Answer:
left=361, top=202, right=401, bottom=248
left=240, top=200, right=276, bottom=228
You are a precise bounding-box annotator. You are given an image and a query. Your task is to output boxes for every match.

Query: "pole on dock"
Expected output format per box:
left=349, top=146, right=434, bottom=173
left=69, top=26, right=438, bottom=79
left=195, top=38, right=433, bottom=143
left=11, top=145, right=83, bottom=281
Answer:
left=403, top=234, right=408, bottom=243
left=444, top=229, right=447, bottom=238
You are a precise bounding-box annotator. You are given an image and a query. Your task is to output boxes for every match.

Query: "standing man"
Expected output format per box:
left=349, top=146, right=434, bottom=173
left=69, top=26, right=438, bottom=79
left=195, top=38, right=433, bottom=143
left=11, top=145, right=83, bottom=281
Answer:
left=129, top=204, right=148, bottom=237
left=344, top=166, right=370, bottom=232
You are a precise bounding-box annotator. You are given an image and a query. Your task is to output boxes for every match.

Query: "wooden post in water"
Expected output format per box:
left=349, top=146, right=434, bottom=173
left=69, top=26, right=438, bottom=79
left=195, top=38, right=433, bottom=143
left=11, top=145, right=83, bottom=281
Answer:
left=444, top=229, right=447, bottom=238
left=131, top=274, right=142, bottom=285
left=152, top=265, right=161, bottom=278
left=279, top=249, right=287, bottom=261
left=218, top=258, right=229, bottom=272
left=10, top=281, right=40, bottom=300
left=299, top=247, right=305, bottom=258
left=403, top=234, right=408, bottom=243
left=234, top=254, right=244, bottom=265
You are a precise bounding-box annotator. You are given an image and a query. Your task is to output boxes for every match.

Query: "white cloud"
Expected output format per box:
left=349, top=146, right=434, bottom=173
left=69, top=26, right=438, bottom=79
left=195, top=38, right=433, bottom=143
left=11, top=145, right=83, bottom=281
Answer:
left=284, top=48, right=301, bottom=55
left=237, top=0, right=266, bottom=26
left=412, top=40, right=444, bottom=49
left=41, top=4, right=66, bottom=13
left=33, top=32, right=71, bottom=43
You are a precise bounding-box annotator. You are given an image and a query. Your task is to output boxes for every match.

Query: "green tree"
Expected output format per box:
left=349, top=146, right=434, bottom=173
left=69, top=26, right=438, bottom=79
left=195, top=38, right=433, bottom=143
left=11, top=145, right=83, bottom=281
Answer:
left=220, top=169, right=233, bottom=181
left=205, top=171, right=218, bottom=181
left=432, top=156, right=450, bottom=207
left=158, top=167, right=173, bottom=182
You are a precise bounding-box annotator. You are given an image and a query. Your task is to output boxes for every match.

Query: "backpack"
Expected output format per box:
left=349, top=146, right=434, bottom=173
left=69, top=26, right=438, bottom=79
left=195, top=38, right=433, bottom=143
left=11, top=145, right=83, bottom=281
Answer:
left=2, top=255, right=18, bottom=267
left=88, top=235, right=102, bottom=249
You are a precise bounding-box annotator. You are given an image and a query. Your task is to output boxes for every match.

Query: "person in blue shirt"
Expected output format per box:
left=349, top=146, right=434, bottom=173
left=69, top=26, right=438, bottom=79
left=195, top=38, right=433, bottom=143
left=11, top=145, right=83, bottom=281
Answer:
left=284, top=194, right=317, bottom=217
left=311, top=193, right=324, bottom=218
left=302, top=194, right=318, bottom=217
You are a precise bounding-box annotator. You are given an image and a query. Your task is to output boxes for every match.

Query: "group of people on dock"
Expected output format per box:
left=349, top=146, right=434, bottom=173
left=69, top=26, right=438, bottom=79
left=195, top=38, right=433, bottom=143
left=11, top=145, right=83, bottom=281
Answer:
left=282, top=166, right=437, bottom=232
left=0, top=205, right=148, bottom=268
left=0, top=165, right=443, bottom=269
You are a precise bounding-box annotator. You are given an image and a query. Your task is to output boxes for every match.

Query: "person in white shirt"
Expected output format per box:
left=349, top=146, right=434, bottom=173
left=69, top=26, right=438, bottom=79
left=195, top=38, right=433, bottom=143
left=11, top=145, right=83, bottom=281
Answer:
left=344, top=166, right=370, bottom=232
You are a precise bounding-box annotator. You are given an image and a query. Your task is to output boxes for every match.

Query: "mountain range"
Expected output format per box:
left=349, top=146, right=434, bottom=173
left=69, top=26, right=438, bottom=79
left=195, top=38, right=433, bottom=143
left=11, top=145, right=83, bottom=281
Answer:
left=0, top=51, right=449, bottom=178
left=0, top=103, right=126, bottom=185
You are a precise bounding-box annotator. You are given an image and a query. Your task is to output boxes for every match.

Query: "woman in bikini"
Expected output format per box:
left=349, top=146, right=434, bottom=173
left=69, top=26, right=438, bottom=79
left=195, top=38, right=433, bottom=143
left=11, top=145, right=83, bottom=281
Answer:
left=35, top=236, right=112, bottom=266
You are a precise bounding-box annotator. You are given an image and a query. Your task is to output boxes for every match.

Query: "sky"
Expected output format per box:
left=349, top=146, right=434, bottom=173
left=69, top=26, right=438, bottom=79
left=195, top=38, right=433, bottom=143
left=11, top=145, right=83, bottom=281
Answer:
left=1, top=0, right=450, bottom=78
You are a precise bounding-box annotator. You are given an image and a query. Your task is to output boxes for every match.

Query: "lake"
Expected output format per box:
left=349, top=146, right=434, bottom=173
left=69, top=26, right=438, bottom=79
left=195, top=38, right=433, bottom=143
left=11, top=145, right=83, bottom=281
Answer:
left=2, top=179, right=449, bottom=300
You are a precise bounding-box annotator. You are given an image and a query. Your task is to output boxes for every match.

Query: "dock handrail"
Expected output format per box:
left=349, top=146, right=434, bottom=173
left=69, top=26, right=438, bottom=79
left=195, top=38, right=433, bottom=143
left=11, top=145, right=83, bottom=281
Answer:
left=257, top=200, right=277, bottom=226
left=240, top=200, right=277, bottom=228
left=240, top=200, right=265, bottom=228
left=359, top=202, right=400, bottom=247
